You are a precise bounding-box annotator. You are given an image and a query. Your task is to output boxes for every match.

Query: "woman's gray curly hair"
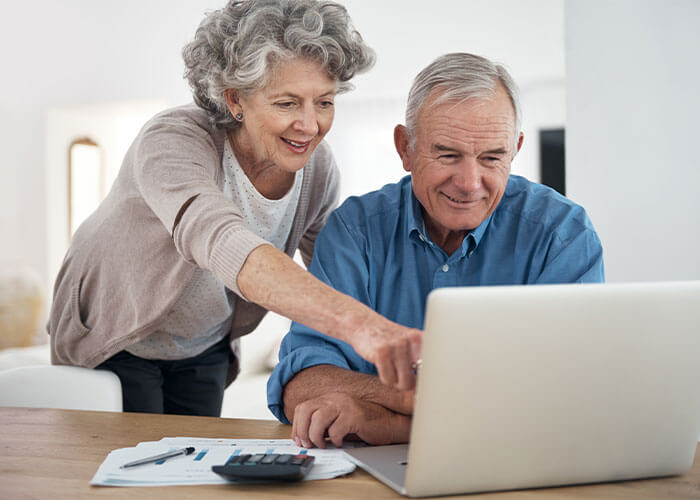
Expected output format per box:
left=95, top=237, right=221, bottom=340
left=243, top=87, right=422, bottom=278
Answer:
left=183, top=0, right=375, bottom=129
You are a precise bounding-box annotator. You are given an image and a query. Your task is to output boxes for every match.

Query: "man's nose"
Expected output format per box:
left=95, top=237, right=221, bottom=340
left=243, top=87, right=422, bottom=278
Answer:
left=292, top=105, right=319, bottom=137
left=453, top=158, right=482, bottom=191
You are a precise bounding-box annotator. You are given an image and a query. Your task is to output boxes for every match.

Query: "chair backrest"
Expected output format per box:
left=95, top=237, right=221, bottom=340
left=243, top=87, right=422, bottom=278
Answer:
left=0, top=365, right=122, bottom=412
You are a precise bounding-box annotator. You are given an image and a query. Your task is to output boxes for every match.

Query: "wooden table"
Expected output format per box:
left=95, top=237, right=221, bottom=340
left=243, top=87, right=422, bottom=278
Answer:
left=1, top=407, right=699, bottom=499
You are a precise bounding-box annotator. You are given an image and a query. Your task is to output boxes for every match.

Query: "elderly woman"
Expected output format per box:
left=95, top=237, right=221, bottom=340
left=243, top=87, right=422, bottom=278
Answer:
left=48, top=0, right=420, bottom=416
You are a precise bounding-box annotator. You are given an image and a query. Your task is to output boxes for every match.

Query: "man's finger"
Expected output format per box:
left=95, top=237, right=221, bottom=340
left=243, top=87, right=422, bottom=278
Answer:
left=307, top=406, right=338, bottom=449
left=292, top=401, right=316, bottom=449
left=327, top=414, right=351, bottom=448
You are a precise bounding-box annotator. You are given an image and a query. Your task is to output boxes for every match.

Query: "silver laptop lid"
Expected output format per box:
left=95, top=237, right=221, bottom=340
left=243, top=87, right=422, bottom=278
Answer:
left=406, top=282, right=700, bottom=497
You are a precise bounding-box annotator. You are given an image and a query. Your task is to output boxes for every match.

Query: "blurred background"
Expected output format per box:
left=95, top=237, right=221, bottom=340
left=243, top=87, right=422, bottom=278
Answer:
left=0, top=0, right=698, bottom=352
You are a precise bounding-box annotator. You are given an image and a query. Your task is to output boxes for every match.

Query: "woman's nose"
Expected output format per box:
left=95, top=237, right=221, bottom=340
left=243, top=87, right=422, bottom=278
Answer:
left=292, top=105, right=319, bottom=136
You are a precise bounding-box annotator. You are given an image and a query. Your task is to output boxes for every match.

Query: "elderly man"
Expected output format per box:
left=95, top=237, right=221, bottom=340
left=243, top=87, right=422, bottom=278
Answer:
left=266, top=52, right=604, bottom=448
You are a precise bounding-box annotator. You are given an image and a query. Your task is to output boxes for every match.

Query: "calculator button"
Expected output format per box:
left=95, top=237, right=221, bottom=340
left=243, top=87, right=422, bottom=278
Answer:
left=231, top=454, right=250, bottom=465
left=244, top=454, right=265, bottom=464
left=274, top=454, right=292, bottom=464
left=261, top=454, right=278, bottom=464
left=290, top=455, right=306, bottom=465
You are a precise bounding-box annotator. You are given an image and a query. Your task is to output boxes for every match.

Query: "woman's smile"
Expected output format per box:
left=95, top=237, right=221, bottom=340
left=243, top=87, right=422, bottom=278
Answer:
left=281, top=136, right=313, bottom=153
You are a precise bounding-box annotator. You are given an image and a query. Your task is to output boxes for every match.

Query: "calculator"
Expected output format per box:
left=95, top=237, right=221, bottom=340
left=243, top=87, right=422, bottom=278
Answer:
left=212, top=453, right=315, bottom=482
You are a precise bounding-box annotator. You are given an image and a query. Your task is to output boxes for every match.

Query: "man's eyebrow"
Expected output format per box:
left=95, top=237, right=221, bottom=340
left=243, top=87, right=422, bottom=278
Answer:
left=482, top=147, right=508, bottom=155
left=433, top=144, right=460, bottom=153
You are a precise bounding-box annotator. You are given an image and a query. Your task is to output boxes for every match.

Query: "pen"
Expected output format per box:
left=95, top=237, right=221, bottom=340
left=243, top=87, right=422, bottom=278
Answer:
left=120, top=446, right=196, bottom=469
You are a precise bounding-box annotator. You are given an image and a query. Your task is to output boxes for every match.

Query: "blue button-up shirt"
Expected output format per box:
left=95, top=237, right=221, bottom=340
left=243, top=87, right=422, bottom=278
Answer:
left=267, top=175, right=604, bottom=422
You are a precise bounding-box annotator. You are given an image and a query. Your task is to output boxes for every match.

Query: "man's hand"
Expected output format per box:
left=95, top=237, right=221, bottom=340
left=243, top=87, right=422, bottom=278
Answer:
left=282, top=365, right=415, bottom=424
left=291, top=392, right=412, bottom=449
left=352, top=320, right=422, bottom=391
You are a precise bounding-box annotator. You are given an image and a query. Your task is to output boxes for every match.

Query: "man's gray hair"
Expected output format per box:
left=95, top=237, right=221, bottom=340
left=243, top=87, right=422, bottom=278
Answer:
left=405, top=53, right=522, bottom=150
left=183, top=0, right=375, bottom=129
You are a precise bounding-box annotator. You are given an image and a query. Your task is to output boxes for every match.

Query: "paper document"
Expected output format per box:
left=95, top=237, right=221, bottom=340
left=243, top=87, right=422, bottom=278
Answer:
left=91, top=437, right=358, bottom=487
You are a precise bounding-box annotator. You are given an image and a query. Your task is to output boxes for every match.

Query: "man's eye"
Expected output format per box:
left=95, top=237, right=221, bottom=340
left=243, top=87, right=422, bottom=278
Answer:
left=438, top=154, right=458, bottom=160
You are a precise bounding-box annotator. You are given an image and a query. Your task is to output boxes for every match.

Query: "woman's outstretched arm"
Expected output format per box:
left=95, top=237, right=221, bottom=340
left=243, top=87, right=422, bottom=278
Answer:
left=237, top=244, right=422, bottom=390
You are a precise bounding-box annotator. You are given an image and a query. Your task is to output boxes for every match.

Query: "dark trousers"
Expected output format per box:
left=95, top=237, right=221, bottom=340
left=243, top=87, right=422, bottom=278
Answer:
left=96, top=336, right=231, bottom=416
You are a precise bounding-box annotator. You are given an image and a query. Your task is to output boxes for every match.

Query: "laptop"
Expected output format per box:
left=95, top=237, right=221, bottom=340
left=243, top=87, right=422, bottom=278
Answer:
left=344, top=281, right=700, bottom=497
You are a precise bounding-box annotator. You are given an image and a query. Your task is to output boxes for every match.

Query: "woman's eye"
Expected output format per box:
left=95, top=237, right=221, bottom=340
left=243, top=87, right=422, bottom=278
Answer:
left=275, top=102, right=295, bottom=109
left=319, top=100, right=334, bottom=108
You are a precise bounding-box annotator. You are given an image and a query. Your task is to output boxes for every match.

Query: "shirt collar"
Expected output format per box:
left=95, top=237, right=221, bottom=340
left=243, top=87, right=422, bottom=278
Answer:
left=405, top=179, right=493, bottom=257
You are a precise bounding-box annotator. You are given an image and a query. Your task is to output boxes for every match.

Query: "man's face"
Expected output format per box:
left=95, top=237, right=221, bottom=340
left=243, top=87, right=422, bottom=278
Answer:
left=395, top=84, right=523, bottom=249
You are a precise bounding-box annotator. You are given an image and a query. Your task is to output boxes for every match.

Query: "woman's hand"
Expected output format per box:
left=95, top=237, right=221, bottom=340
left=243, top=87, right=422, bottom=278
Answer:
left=351, top=318, right=422, bottom=391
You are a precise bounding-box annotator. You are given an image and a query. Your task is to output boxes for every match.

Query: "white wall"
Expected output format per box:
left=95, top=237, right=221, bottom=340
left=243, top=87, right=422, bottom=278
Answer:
left=45, top=100, right=168, bottom=287
left=0, top=0, right=224, bottom=292
left=566, top=0, right=700, bottom=282
left=0, top=0, right=565, bottom=314
left=337, top=0, right=565, bottom=102
left=327, top=0, right=565, bottom=196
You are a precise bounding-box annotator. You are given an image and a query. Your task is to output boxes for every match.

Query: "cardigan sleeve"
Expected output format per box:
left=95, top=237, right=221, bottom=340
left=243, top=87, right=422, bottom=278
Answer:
left=132, top=113, right=268, bottom=297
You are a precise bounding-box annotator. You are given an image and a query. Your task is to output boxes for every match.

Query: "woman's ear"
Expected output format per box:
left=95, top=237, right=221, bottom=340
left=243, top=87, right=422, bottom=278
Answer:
left=224, top=89, right=242, bottom=116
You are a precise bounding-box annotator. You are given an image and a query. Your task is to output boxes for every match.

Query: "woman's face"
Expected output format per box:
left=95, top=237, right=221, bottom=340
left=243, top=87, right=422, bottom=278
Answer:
left=228, top=58, right=336, bottom=174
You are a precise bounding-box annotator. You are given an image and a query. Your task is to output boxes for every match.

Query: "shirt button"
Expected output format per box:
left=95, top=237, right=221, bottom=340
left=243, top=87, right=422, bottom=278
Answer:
left=442, top=264, right=449, bottom=272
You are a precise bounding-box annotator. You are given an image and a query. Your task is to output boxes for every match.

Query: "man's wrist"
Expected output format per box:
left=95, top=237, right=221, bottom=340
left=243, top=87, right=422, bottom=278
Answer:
left=361, top=383, right=414, bottom=415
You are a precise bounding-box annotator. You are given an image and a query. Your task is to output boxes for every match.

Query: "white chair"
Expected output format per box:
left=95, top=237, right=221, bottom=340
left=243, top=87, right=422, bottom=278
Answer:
left=0, top=365, right=122, bottom=412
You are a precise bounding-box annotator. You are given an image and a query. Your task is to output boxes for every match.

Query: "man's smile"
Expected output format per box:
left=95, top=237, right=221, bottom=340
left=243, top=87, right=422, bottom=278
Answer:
left=441, top=192, right=482, bottom=205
